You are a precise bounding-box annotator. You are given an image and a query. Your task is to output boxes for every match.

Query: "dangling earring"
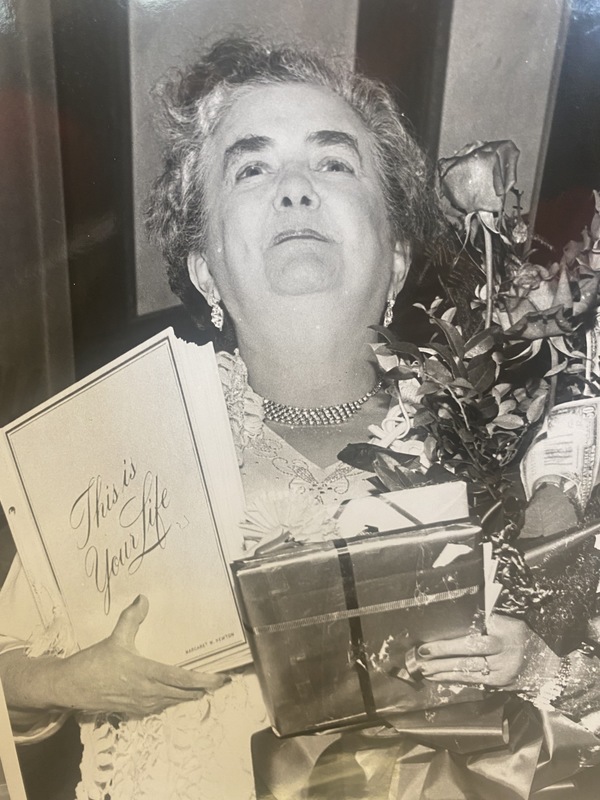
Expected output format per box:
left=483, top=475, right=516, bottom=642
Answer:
left=383, top=297, right=395, bottom=328
left=208, top=290, right=223, bottom=331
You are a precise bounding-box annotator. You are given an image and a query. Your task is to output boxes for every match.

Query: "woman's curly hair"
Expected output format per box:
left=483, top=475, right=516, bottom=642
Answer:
left=146, top=36, right=442, bottom=331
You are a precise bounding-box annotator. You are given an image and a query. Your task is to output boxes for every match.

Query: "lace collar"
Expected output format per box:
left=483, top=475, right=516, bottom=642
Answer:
left=216, top=350, right=265, bottom=465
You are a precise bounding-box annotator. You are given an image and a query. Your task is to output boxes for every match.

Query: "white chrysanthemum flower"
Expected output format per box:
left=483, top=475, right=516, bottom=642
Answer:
left=241, top=490, right=337, bottom=554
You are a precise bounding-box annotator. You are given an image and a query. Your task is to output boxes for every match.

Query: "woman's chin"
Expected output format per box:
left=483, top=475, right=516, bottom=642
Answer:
left=265, top=259, right=339, bottom=296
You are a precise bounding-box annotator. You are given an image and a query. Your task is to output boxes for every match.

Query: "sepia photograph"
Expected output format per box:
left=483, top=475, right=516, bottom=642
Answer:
left=1, top=0, right=600, bottom=798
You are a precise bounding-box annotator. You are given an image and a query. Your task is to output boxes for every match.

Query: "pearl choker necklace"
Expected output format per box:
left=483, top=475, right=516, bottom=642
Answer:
left=263, top=381, right=383, bottom=426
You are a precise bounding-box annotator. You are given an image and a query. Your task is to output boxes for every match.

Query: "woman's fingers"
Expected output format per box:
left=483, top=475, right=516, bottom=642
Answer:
left=416, top=617, right=531, bottom=688
left=417, top=635, right=500, bottom=660
left=419, top=655, right=492, bottom=680
left=152, top=663, right=227, bottom=692
left=423, top=670, right=489, bottom=685
left=110, top=594, right=150, bottom=650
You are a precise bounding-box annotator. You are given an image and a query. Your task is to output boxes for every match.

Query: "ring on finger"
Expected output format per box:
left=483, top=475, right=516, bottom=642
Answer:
left=462, top=657, right=482, bottom=675
left=480, top=656, right=491, bottom=677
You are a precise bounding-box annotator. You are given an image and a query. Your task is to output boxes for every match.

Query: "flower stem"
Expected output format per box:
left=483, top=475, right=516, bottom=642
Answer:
left=549, top=345, right=558, bottom=410
left=482, top=223, right=494, bottom=328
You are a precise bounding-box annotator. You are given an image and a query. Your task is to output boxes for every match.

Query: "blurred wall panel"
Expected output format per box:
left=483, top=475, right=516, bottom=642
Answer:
left=51, top=0, right=138, bottom=377
left=356, top=0, right=453, bottom=158
left=129, top=0, right=359, bottom=316
left=0, top=0, right=73, bottom=426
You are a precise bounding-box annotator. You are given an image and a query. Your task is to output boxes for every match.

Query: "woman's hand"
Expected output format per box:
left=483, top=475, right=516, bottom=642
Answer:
left=415, top=614, right=530, bottom=688
left=9, top=595, right=226, bottom=719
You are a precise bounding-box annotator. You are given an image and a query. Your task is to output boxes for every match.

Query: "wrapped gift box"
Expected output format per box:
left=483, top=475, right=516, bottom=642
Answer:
left=233, top=519, right=485, bottom=737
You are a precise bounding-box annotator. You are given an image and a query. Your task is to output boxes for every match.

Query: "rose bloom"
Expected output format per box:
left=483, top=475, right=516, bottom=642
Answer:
left=508, top=261, right=559, bottom=292
left=439, top=140, right=520, bottom=215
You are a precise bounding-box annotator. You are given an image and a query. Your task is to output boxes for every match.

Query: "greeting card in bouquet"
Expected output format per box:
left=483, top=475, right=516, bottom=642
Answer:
left=0, top=329, right=250, bottom=671
left=234, top=517, right=485, bottom=737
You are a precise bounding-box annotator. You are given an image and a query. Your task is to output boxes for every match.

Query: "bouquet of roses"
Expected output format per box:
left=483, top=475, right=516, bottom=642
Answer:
left=340, top=140, right=600, bottom=652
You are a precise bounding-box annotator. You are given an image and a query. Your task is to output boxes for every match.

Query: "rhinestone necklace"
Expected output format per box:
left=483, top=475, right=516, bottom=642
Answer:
left=263, top=381, right=383, bottom=426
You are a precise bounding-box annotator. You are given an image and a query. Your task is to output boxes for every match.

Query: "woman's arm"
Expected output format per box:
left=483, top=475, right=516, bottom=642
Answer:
left=1, top=595, right=225, bottom=730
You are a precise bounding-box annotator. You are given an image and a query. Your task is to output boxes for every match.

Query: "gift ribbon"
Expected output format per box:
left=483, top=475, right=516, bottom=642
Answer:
left=248, top=586, right=479, bottom=634
left=332, top=538, right=378, bottom=718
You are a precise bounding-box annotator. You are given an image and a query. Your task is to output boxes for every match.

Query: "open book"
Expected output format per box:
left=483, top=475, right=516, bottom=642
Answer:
left=0, top=330, right=250, bottom=671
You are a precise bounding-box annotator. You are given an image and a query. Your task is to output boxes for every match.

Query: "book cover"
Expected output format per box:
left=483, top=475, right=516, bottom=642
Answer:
left=0, top=330, right=249, bottom=671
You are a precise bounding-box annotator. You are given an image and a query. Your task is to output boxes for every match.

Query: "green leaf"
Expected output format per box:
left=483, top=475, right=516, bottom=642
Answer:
left=544, top=361, right=568, bottom=378
left=424, top=435, right=437, bottom=462
left=452, top=377, right=474, bottom=391
left=370, top=324, right=397, bottom=344
left=494, top=414, right=525, bottom=430
left=424, top=358, right=452, bottom=383
left=413, top=409, right=436, bottom=426
left=493, top=383, right=513, bottom=399
left=429, top=317, right=466, bottom=359
left=337, top=443, right=418, bottom=472
left=422, top=343, right=465, bottom=378
left=441, top=307, right=457, bottom=323
left=464, top=329, right=497, bottom=358
left=526, top=393, right=547, bottom=424
left=424, top=464, right=461, bottom=483
left=373, top=454, right=424, bottom=491
left=497, top=399, right=517, bottom=415
left=547, top=336, right=572, bottom=358
left=385, top=341, right=424, bottom=364
left=467, top=353, right=497, bottom=394
left=474, top=395, right=499, bottom=422
left=387, top=365, right=419, bottom=381
left=417, top=381, right=441, bottom=396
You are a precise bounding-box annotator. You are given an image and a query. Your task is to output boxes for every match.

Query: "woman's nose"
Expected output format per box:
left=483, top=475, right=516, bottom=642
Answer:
left=273, top=167, right=320, bottom=210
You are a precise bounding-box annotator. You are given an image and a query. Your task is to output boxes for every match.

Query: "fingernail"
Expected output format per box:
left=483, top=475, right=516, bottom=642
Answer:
left=418, top=645, right=431, bottom=657
left=134, top=594, right=142, bottom=605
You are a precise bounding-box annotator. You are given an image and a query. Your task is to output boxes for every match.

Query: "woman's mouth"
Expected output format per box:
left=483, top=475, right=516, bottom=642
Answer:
left=272, top=228, right=330, bottom=246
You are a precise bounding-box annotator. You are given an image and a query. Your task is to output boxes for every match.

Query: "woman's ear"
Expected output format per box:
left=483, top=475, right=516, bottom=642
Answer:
left=187, top=252, right=220, bottom=303
left=388, top=242, right=411, bottom=300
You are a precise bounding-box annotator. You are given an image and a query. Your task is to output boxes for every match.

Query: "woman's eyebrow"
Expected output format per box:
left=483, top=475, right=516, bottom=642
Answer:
left=222, top=135, right=273, bottom=174
left=307, top=130, right=361, bottom=162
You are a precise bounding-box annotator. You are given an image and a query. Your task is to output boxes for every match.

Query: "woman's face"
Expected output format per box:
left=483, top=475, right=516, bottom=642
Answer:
left=192, top=83, right=406, bottom=329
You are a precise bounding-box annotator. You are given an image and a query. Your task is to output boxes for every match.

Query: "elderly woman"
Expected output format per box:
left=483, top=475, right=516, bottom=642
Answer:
left=1, top=36, right=600, bottom=800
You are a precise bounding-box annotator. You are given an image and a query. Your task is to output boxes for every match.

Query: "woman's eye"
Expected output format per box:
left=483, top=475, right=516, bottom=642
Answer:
left=320, top=159, right=354, bottom=174
left=235, top=163, right=266, bottom=181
